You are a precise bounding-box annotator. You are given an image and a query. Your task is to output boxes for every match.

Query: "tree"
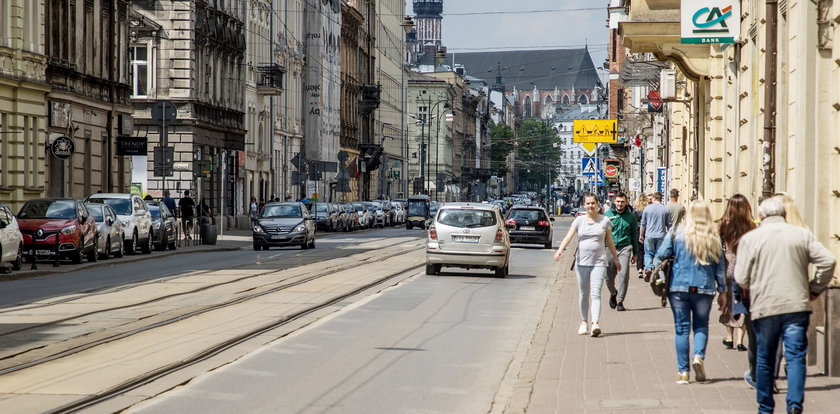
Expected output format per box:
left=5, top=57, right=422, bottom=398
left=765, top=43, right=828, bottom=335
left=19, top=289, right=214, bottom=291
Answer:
left=515, top=120, right=561, bottom=191
left=489, top=123, right=514, bottom=178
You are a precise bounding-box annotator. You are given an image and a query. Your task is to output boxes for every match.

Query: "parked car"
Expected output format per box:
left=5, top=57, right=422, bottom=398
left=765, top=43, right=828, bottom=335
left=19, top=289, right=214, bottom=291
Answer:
left=331, top=203, right=351, bottom=232
left=146, top=201, right=178, bottom=251
left=378, top=200, right=395, bottom=226
left=0, top=203, right=24, bottom=270
left=392, top=202, right=406, bottom=225
left=426, top=203, right=511, bottom=277
left=368, top=201, right=386, bottom=228
left=505, top=207, right=554, bottom=249
left=352, top=202, right=372, bottom=229
left=17, top=198, right=98, bottom=264
left=362, top=202, right=381, bottom=228
left=85, top=193, right=153, bottom=254
left=310, top=202, right=339, bottom=232
left=341, top=202, right=360, bottom=231
left=252, top=202, right=315, bottom=250
left=85, top=203, right=125, bottom=259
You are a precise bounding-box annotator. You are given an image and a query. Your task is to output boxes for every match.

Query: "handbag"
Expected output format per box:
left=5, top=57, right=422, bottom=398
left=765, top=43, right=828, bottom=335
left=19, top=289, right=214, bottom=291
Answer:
left=649, top=225, right=679, bottom=299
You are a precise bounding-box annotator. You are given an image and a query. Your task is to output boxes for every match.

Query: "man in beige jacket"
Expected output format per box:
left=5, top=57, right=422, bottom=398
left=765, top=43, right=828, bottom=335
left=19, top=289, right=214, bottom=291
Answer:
left=735, top=197, right=836, bottom=414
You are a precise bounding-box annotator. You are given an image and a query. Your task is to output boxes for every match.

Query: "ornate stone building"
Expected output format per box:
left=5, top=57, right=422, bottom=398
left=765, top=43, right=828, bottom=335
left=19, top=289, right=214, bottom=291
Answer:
left=131, top=0, right=246, bottom=216
left=0, top=0, right=49, bottom=211
left=44, top=0, right=134, bottom=200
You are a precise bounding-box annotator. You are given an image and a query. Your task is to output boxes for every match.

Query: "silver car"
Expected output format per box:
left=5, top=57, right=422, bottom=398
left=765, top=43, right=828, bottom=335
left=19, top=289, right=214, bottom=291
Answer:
left=85, top=193, right=153, bottom=254
left=85, top=203, right=125, bottom=259
left=425, top=203, right=511, bottom=277
left=0, top=203, right=23, bottom=271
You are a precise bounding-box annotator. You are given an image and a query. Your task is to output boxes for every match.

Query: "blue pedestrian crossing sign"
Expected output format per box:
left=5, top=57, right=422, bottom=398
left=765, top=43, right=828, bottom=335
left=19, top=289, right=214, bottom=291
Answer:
left=581, top=157, right=600, bottom=176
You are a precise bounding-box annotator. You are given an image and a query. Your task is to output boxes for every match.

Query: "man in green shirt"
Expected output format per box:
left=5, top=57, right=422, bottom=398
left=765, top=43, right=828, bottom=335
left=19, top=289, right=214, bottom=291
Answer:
left=605, top=192, right=639, bottom=311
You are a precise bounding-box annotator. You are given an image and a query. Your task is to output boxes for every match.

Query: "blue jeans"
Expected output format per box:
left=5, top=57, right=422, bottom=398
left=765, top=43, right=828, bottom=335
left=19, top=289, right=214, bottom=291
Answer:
left=753, top=312, right=810, bottom=414
left=644, top=237, right=664, bottom=270
left=668, top=292, right=713, bottom=372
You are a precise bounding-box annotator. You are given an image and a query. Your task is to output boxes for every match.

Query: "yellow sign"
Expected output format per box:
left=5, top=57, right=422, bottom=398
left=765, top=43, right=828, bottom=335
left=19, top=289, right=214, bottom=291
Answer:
left=573, top=120, right=618, bottom=143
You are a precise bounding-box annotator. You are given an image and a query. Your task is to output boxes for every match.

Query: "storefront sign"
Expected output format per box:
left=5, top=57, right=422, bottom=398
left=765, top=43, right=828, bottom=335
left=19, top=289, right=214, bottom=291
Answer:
left=681, top=1, right=740, bottom=44
left=50, top=136, right=75, bottom=160
left=116, top=136, right=148, bottom=156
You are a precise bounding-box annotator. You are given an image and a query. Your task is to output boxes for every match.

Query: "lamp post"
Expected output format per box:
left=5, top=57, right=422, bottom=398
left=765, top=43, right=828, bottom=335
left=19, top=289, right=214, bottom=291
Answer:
left=400, top=16, right=415, bottom=197
left=426, top=98, right=450, bottom=197
left=434, top=102, right=452, bottom=201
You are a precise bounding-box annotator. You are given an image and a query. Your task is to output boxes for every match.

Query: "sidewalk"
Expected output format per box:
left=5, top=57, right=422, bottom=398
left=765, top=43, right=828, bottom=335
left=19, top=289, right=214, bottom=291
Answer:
left=1, top=229, right=251, bottom=281
left=509, top=253, right=840, bottom=414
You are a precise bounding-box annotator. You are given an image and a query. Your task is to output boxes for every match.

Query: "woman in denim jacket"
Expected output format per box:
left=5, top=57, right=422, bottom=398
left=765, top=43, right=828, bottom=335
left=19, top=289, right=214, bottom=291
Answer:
left=655, top=199, right=726, bottom=384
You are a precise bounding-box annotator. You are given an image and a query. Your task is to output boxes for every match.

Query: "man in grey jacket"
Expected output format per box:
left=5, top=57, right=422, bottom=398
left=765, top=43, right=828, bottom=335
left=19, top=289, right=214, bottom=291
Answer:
left=735, top=197, right=836, bottom=414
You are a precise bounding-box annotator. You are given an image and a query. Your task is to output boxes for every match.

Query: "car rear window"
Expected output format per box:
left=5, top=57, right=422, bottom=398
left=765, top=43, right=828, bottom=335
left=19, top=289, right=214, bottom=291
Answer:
left=509, top=209, right=546, bottom=221
left=436, top=208, right=497, bottom=228
left=313, top=203, right=328, bottom=213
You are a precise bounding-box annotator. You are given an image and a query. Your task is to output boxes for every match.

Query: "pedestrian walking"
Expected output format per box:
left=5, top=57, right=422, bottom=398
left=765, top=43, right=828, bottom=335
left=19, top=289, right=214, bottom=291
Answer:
left=640, top=192, right=672, bottom=281
left=655, top=199, right=726, bottom=384
left=667, top=189, right=685, bottom=226
left=716, top=194, right=755, bottom=352
left=162, top=190, right=177, bottom=218
left=178, top=190, right=196, bottom=240
left=605, top=192, right=638, bottom=312
left=735, top=197, right=836, bottom=414
left=249, top=196, right=259, bottom=225
left=633, top=194, right=649, bottom=279
left=555, top=193, right=621, bottom=337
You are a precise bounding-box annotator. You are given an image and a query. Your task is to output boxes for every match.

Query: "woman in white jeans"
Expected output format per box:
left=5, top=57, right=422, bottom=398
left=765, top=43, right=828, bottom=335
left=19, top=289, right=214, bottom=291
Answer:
left=555, top=193, right=621, bottom=337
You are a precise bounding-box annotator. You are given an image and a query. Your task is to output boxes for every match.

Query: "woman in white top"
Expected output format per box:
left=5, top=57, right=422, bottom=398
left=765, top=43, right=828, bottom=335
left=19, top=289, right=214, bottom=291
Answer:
left=555, top=193, right=621, bottom=337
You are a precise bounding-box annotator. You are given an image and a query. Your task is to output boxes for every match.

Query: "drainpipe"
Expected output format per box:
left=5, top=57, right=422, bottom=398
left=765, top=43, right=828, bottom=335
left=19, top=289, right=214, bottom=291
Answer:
left=762, top=0, right=778, bottom=199
left=107, top=0, right=116, bottom=192
left=693, top=80, right=700, bottom=199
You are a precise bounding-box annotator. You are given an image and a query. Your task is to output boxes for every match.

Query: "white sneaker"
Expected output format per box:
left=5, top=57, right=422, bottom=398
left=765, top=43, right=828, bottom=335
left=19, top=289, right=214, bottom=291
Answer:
left=590, top=322, right=601, bottom=337
left=692, top=355, right=707, bottom=382
left=578, top=321, right=588, bottom=335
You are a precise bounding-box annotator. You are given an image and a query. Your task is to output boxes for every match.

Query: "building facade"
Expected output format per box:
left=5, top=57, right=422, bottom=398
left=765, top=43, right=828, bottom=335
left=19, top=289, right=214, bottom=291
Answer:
left=44, top=0, right=134, bottom=200
left=0, top=0, right=50, bottom=211
left=131, top=0, right=246, bottom=219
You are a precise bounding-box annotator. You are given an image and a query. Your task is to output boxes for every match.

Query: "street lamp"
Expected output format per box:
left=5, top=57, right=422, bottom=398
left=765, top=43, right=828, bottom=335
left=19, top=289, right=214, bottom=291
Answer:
left=434, top=102, right=452, bottom=201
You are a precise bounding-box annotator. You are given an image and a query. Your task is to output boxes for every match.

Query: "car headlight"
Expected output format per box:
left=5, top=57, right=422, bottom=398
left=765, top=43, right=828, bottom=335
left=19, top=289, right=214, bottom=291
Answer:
left=293, top=224, right=306, bottom=232
left=153, top=223, right=161, bottom=230
left=253, top=225, right=265, bottom=233
left=61, top=225, right=77, bottom=235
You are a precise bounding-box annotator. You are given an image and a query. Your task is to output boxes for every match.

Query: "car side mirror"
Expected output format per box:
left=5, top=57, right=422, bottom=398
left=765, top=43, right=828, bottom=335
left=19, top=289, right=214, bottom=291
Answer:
left=0, top=220, right=6, bottom=229
left=107, top=217, right=114, bottom=225
left=550, top=217, right=555, bottom=222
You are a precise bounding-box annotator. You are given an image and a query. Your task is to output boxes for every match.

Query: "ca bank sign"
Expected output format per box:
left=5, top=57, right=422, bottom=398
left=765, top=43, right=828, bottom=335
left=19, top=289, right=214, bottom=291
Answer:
left=681, top=0, right=740, bottom=44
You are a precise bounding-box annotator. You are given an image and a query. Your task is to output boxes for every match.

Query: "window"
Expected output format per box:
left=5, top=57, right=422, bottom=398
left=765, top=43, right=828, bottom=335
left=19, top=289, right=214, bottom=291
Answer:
left=0, top=0, right=9, bottom=47
left=524, top=96, right=532, bottom=118
left=130, top=45, right=150, bottom=97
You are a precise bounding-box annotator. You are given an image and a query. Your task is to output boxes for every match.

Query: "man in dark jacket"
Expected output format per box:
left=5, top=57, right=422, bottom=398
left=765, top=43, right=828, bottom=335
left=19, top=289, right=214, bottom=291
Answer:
left=605, top=192, right=639, bottom=311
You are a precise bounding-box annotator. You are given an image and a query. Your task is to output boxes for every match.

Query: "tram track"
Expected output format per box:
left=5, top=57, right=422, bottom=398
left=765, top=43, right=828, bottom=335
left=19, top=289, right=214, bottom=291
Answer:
left=0, top=239, right=424, bottom=375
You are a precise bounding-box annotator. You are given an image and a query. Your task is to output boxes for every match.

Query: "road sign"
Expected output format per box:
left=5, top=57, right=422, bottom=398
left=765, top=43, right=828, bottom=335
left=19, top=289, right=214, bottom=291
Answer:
left=151, top=101, right=177, bottom=128
left=604, top=164, right=618, bottom=178
left=573, top=120, right=617, bottom=153
left=579, top=143, right=597, bottom=156
left=581, top=157, right=600, bottom=176
left=657, top=167, right=668, bottom=194
left=153, top=146, right=174, bottom=177
left=291, top=153, right=308, bottom=169
left=629, top=178, right=641, bottom=191
left=337, top=150, right=349, bottom=162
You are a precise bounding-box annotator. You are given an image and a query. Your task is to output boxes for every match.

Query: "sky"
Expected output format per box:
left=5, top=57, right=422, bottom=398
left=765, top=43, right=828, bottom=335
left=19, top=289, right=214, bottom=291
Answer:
left=406, top=0, right=610, bottom=81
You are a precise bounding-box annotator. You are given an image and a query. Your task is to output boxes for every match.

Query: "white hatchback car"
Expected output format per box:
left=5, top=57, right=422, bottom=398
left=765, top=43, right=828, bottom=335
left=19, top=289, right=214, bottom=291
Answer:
left=85, top=193, right=153, bottom=254
left=0, top=203, right=24, bottom=270
left=425, top=203, right=511, bottom=277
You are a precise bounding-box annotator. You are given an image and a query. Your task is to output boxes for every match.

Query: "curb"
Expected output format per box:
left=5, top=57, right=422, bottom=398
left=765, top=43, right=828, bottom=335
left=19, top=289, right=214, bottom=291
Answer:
left=0, top=244, right=245, bottom=281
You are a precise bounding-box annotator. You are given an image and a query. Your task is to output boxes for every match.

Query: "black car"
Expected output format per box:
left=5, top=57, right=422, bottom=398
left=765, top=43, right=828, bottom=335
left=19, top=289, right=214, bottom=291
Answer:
left=252, top=202, right=316, bottom=250
left=505, top=207, right=554, bottom=249
left=310, top=202, right=339, bottom=232
left=146, top=201, right=178, bottom=251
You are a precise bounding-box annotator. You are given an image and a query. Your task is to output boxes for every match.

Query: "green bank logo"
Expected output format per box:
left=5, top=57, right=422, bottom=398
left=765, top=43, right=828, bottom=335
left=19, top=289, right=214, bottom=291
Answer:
left=681, top=1, right=739, bottom=44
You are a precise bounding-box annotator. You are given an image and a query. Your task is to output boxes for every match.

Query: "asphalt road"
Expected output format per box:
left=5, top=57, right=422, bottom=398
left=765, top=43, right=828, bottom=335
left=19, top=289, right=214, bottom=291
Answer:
left=0, top=227, right=425, bottom=308
left=128, top=219, right=572, bottom=414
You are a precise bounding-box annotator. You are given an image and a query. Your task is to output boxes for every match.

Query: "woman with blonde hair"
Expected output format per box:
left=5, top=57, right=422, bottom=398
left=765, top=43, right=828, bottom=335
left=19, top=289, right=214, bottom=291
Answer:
left=655, top=199, right=726, bottom=384
left=633, top=195, right=650, bottom=278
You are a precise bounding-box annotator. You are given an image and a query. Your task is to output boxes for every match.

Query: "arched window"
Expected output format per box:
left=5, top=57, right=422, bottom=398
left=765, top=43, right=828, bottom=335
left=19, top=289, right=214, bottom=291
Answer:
left=562, top=95, right=570, bottom=106
left=524, top=95, right=532, bottom=117
left=545, top=95, right=553, bottom=107
left=579, top=94, right=588, bottom=104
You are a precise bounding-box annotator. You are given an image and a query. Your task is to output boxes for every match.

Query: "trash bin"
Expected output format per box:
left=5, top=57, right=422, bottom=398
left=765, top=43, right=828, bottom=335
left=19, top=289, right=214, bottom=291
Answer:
left=199, top=217, right=218, bottom=245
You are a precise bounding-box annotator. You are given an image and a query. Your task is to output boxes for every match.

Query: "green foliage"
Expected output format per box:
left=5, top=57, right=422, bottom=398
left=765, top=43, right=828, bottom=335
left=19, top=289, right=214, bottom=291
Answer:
left=515, top=120, right=562, bottom=190
left=490, top=123, right=514, bottom=177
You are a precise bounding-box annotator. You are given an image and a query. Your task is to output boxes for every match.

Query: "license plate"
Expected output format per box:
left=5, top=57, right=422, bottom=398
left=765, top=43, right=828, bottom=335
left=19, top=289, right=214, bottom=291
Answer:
left=271, top=235, right=287, bottom=240
left=25, top=249, right=54, bottom=256
left=520, top=226, right=535, bottom=231
left=453, top=235, right=480, bottom=243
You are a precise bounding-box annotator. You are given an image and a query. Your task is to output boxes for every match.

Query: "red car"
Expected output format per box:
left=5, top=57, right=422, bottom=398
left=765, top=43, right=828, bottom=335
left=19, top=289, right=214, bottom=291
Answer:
left=17, top=198, right=98, bottom=264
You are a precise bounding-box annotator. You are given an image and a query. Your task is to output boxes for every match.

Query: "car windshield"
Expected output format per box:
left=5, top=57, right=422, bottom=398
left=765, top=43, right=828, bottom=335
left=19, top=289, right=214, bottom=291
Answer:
left=313, top=203, right=328, bottom=213
left=352, top=203, right=364, bottom=211
left=87, top=205, right=104, bottom=222
left=371, top=202, right=383, bottom=210
left=261, top=205, right=302, bottom=218
left=18, top=200, right=77, bottom=220
left=88, top=198, right=132, bottom=215
left=510, top=209, right=545, bottom=221
left=407, top=202, right=426, bottom=216
left=343, top=204, right=355, bottom=212
left=437, top=208, right=497, bottom=228
left=148, top=205, right=161, bottom=219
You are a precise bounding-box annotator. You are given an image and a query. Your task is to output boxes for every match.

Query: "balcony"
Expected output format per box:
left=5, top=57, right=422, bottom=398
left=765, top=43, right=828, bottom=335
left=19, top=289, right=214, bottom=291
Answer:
left=618, top=0, right=710, bottom=79
left=256, top=64, right=285, bottom=95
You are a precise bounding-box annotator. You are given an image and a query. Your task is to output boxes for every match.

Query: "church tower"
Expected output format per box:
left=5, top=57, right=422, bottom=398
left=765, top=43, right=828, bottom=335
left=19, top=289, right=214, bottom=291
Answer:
left=414, top=0, right=443, bottom=51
